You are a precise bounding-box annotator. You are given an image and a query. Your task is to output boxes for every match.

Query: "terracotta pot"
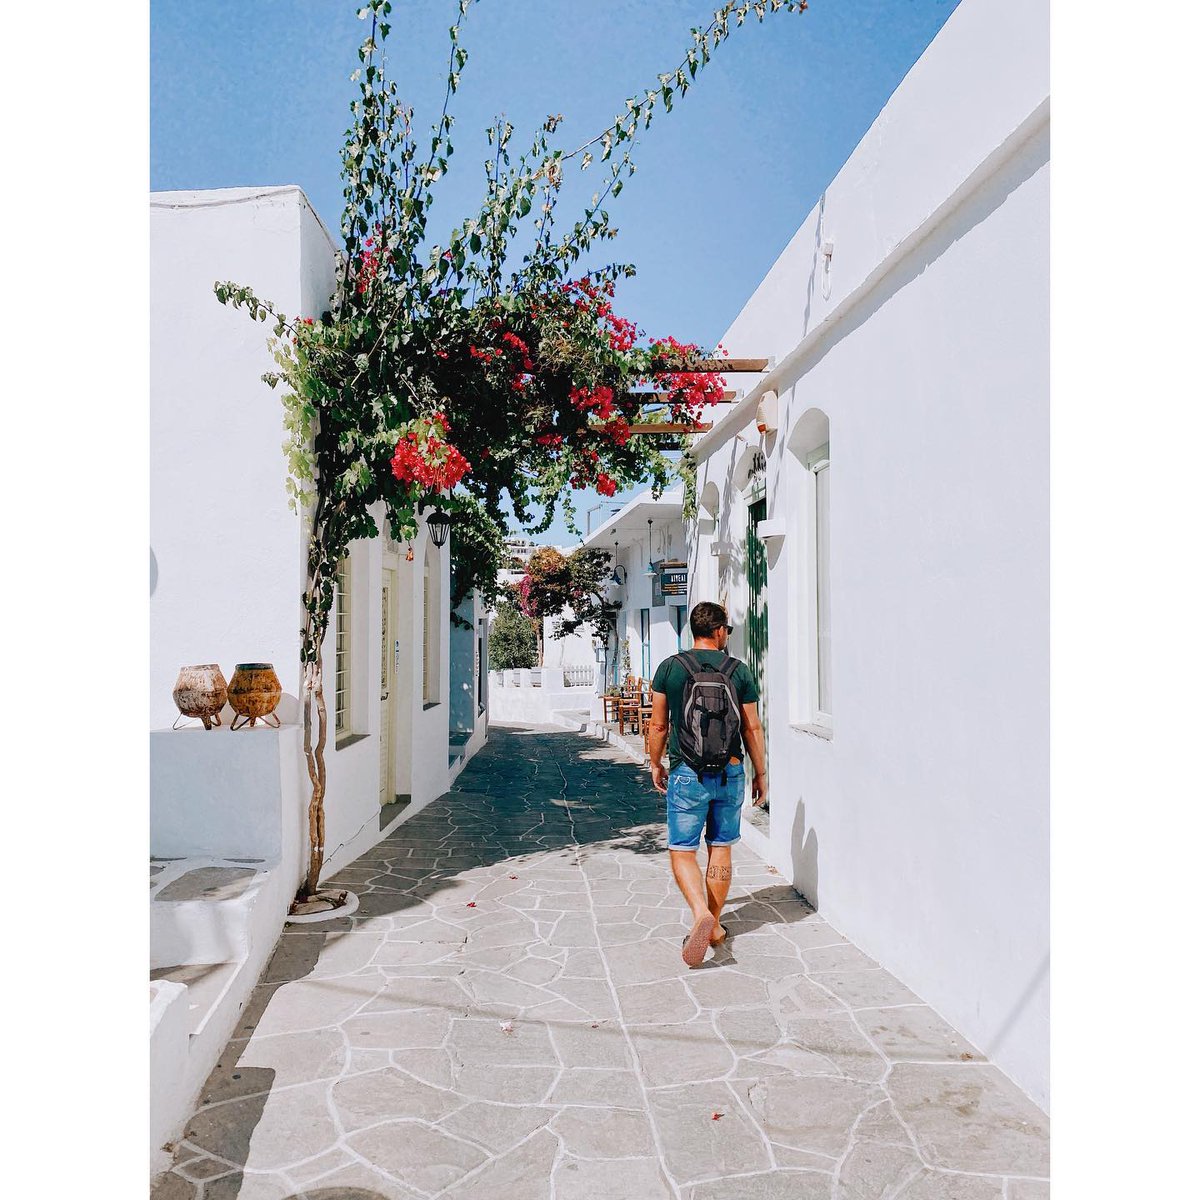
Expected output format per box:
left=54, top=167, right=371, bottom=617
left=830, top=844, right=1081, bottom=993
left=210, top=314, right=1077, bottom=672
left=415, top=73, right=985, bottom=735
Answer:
left=172, top=664, right=228, bottom=730
left=228, top=663, right=283, bottom=730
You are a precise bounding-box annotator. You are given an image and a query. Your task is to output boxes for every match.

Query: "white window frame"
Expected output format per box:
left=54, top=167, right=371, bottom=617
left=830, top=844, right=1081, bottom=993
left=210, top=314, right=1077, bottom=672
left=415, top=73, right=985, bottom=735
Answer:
left=334, top=554, right=352, bottom=735
left=808, top=443, right=832, bottom=728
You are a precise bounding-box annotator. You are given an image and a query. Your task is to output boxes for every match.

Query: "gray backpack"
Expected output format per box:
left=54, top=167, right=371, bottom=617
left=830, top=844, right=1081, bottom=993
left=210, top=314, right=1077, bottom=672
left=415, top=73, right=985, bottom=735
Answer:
left=676, top=651, right=742, bottom=777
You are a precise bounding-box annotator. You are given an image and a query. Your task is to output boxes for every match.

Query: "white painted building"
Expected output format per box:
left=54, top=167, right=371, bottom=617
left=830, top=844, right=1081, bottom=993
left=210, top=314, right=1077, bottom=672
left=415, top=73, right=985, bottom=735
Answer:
left=688, top=0, right=1049, bottom=1109
left=148, top=185, right=488, bottom=1168
left=580, top=490, right=691, bottom=688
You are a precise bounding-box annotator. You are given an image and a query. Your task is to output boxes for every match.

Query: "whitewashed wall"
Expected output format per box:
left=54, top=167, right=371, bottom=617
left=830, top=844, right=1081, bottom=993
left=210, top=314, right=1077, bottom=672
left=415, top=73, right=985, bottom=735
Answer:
left=150, top=187, right=476, bottom=887
left=689, top=0, right=1049, bottom=1108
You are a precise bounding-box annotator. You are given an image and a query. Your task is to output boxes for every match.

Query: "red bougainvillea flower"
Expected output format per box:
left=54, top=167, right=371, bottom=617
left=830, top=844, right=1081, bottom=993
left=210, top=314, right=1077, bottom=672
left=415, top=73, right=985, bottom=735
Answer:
left=391, top=413, right=471, bottom=492
left=596, top=473, right=618, bottom=497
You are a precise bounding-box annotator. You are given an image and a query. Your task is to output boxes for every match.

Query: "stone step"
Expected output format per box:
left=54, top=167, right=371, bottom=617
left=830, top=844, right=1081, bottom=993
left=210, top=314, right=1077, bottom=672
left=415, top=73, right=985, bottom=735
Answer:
left=150, top=856, right=272, bottom=969
left=149, top=961, right=241, bottom=1038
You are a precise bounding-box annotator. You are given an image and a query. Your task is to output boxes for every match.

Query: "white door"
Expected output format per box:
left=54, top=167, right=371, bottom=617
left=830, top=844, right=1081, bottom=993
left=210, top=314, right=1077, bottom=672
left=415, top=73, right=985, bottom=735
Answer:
left=379, top=570, right=397, bottom=805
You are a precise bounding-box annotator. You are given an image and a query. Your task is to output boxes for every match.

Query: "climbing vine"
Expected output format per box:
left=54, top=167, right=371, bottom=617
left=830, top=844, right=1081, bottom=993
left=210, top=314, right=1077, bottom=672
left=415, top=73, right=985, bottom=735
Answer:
left=216, top=0, right=811, bottom=903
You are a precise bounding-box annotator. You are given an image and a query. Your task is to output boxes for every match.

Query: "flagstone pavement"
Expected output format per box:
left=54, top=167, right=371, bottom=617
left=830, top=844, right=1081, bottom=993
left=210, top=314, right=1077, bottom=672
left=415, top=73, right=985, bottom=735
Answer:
left=152, top=724, right=1050, bottom=1200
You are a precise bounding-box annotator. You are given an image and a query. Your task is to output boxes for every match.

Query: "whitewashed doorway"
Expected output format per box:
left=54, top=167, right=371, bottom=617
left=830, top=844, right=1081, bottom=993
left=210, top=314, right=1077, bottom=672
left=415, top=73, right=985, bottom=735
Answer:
left=379, top=568, right=398, bottom=806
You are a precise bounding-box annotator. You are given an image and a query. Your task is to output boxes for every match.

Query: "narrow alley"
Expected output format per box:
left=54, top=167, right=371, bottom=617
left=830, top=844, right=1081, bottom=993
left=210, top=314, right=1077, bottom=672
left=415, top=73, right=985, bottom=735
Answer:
left=152, top=726, right=1049, bottom=1200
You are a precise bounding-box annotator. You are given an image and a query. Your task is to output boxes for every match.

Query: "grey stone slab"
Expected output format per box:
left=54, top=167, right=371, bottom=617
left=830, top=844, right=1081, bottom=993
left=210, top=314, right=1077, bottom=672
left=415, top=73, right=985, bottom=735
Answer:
left=806, top=944, right=883, bottom=974
left=343, top=1007, right=451, bottom=1049
left=345, top=1121, right=487, bottom=1194
left=687, top=1172, right=833, bottom=1200
left=449, top=1017, right=560, bottom=1066
left=550, top=1020, right=635, bottom=1069
left=548, top=1068, right=645, bottom=1108
left=438, top=1100, right=554, bottom=1154
left=617, top=978, right=699, bottom=1024
left=248, top=975, right=385, bottom=1039
left=647, top=1082, right=773, bottom=1181
left=630, top=1020, right=736, bottom=1088
left=889, top=1064, right=1051, bottom=1177
left=893, top=1170, right=1006, bottom=1199
left=359, top=975, right=471, bottom=1016
left=332, top=1068, right=460, bottom=1129
left=556, top=1155, right=674, bottom=1200
left=735, top=1073, right=881, bottom=1156
left=776, top=1016, right=888, bottom=1083
left=156, top=867, right=257, bottom=902
left=1005, top=1180, right=1052, bottom=1200
left=859, top=1005, right=985, bottom=1063
left=834, top=1140, right=924, bottom=1198
left=552, top=1106, right=656, bottom=1158
left=686, top=967, right=771, bottom=1011
left=293, top=1161, right=424, bottom=1198
left=811, top=970, right=924, bottom=1010
left=203, top=1029, right=347, bottom=1102
left=438, top=1128, right=559, bottom=1199
left=184, top=1081, right=338, bottom=1172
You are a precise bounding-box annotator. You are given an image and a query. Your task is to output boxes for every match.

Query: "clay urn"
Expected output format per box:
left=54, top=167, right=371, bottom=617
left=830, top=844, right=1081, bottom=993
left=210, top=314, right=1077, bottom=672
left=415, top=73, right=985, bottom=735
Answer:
left=172, top=664, right=228, bottom=730
left=228, top=663, right=283, bottom=730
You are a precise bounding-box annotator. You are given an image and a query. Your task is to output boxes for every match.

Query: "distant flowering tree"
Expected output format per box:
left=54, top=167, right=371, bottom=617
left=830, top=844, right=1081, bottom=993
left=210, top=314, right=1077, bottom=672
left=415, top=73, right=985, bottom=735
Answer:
left=215, top=0, right=811, bottom=905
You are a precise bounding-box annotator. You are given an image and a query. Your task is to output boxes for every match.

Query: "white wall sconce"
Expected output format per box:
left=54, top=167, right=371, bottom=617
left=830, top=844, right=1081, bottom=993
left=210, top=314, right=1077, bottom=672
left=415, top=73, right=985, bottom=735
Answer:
left=756, top=517, right=787, bottom=544
left=755, top=389, right=779, bottom=435
left=820, top=238, right=834, bottom=300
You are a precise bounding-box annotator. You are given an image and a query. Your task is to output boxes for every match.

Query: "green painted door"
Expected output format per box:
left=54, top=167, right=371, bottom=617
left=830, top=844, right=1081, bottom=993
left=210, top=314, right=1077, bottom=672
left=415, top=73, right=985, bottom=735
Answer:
left=746, top=499, right=769, bottom=823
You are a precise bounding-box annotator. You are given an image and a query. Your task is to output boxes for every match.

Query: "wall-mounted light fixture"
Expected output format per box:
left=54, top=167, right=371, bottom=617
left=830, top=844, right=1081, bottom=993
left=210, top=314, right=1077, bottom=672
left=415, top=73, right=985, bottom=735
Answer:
left=611, top=538, right=627, bottom=586
left=427, top=510, right=453, bottom=548
left=643, top=518, right=656, bottom=576
left=756, top=389, right=779, bottom=435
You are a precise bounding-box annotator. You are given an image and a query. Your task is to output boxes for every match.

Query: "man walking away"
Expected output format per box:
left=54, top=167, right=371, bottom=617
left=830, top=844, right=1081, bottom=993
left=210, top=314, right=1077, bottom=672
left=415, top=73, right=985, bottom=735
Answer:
left=648, top=601, right=768, bottom=967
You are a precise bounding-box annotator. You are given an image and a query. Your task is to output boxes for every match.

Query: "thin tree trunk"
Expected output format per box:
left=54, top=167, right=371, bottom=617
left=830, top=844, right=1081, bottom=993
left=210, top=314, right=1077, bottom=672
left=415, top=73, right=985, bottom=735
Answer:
left=304, top=649, right=328, bottom=896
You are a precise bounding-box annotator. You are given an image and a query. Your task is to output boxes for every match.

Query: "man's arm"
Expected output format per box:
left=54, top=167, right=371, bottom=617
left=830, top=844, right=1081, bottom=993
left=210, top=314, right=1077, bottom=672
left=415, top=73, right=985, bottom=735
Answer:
left=647, top=691, right=670, bottom=794
left=740, top=701, right=769, bottom=806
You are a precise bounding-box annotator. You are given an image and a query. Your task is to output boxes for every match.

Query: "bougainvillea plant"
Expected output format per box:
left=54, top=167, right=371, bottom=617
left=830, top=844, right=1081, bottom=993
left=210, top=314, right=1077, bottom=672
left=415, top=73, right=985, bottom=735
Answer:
left=215, top=0, right=811, bottom=904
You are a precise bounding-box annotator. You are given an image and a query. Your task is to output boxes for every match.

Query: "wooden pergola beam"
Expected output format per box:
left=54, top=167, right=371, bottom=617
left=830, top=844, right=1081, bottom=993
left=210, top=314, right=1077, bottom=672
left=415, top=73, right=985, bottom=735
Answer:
left=626, top=390, right=738, bottom=403
left=587, top=421, right=712, bottom=435
left=647, top=357, right=769, bottom=373
left=627, top=422, right=712, bottom=434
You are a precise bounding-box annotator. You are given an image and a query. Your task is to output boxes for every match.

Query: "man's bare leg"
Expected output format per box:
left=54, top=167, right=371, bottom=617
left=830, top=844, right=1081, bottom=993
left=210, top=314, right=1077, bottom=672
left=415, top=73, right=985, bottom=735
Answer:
left=670, top=849, right=716, bottom=964
left=670, top=849, right=710, bottom=922
left=705, top=844, right=733, bottom=943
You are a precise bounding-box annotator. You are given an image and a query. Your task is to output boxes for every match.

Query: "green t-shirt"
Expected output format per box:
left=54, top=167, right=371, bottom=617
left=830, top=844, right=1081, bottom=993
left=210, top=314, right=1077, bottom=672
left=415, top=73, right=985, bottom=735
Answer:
left=651, top=650, right=760, bottom=766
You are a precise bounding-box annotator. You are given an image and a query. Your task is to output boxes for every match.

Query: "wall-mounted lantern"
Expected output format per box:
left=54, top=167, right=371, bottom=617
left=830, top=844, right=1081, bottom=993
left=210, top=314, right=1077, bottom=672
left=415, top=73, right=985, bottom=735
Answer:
left=756, top=389, right=779, bottom=435
left=426, top=510, right=453, bottom=548
left=611, top=538, right=627, bottom=586
left=643, top=518, right=656, bottom=576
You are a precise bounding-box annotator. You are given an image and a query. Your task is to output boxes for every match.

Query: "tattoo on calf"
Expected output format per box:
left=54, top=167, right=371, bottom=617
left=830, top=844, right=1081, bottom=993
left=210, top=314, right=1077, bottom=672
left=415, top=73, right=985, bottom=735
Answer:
left=706, top=864, right=731, bottom=881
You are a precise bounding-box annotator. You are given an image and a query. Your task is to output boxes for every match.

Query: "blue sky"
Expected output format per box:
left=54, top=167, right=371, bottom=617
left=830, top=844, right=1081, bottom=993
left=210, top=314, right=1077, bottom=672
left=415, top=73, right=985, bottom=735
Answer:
left=152, top=0, right=961, bottom=542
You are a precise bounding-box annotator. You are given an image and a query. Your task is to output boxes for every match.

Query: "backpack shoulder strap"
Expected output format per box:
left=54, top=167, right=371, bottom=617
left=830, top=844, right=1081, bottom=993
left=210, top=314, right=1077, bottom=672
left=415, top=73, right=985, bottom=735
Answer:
left=718, top=656, right=740, bottom=679
left=677, top=651, right=704, bottom=676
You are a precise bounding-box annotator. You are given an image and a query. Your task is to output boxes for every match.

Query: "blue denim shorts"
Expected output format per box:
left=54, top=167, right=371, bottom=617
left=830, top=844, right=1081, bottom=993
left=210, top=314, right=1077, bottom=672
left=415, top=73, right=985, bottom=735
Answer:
left=666, top=762, right=745, bottom=851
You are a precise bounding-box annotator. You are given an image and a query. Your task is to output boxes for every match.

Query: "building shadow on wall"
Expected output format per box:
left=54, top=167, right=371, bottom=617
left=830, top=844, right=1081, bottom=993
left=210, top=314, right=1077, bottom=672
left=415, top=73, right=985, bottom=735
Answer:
left=788, top=788, right=820, bottom=912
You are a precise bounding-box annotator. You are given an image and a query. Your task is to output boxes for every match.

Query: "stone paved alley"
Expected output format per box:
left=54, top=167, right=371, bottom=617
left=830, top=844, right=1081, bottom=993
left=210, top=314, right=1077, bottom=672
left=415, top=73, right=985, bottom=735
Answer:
left=152, top=726, right=1050, bottom=1200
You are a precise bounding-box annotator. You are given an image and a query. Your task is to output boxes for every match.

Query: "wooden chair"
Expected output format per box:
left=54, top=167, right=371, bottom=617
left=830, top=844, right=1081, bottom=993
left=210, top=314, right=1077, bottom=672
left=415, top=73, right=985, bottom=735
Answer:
left=639, top=680, right=655, bottom=752
left=617, top=675, right=642, bottom=735
left=601, top=688, right=622, bottom=724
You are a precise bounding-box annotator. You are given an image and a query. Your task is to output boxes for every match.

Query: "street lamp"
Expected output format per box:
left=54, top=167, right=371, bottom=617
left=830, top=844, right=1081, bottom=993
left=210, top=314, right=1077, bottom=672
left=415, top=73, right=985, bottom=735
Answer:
left=426, top=510, right=453, bottom=548
left=643, top=517, right=656, bottom=576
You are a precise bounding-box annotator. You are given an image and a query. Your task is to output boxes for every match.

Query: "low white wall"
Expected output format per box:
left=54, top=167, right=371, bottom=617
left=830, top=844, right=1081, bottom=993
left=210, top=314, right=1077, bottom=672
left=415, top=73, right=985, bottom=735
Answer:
left=150, top=725, right=303, bottom=862
left=689, top=0, right=1050, bottom=1108
left=488, top=669, right=598, bottom=725
left=149, top=982, right=191, bottom=1173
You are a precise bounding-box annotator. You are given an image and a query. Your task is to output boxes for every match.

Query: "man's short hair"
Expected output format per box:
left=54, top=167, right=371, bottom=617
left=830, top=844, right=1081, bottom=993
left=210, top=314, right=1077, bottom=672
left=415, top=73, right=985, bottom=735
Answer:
left=690, top=601, right=728, bottom=639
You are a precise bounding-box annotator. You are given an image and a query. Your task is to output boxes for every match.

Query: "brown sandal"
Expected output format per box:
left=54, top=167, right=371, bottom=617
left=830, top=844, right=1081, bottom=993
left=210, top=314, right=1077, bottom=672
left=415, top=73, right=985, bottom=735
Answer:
left=682, top=914, right=716, bottom=967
